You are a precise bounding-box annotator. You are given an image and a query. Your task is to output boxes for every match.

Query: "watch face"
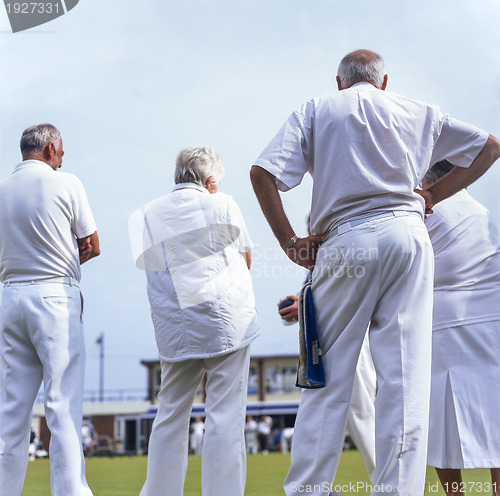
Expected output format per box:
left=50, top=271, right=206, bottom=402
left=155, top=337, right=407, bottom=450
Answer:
left=4, top=0, right=79, bottom=33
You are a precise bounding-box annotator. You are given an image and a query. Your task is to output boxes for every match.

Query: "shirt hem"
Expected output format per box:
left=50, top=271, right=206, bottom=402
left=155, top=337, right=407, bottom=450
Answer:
left=157, top=331, right=261, bottom=363
left=75, top=225, right=97, bottom=239
left=253, top=160, right=298, bottom=192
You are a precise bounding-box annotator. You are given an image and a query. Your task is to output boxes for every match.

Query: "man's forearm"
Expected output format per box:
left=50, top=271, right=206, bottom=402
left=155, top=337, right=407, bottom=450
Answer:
left=250, top=165, right=326, bottom=270
left=242, top=251, right=252, bottom=269
left=429, top=134, right=500, bottom=206
left=249, top=166, right=295, bottom=247
left=78, top=231, right=100, bottom=264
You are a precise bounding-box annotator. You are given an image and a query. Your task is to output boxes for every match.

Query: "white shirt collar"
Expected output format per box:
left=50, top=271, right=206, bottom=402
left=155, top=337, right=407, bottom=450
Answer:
left=172, top=182, right=210, bottom=194
left=349, top=81, right=380, bottom=91
left=13, top=160, right=54, bottom=174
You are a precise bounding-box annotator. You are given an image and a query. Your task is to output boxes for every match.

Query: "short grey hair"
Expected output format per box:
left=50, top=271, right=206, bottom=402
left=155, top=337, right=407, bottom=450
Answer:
left=337, top=49, right=386, bottom=89
left=175, top=145, right=224, bottom=188
left=20, top=124, right=61, bottom=154
left=423, top=160, right=454, bottom=185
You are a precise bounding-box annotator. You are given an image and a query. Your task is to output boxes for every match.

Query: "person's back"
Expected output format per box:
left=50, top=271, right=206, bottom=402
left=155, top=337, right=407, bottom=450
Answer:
left=140, top=185, right=258, bottom=361
left=0, top=161, right=92, bottom=283
left=144, top=187, right=249, bottom=301
left=311, top=86, right=439, bottom=228
left=426, top=188, right=500, bottom=331
left=427, top=189, right=500, bottom=290
left=259, top=81, right=486, bottom=235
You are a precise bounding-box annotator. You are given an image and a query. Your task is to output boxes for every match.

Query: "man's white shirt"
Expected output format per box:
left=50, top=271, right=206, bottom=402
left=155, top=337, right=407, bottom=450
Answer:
left=0, top=160, right=96, bottom=283
left=254, top=82, right=488, bottom=234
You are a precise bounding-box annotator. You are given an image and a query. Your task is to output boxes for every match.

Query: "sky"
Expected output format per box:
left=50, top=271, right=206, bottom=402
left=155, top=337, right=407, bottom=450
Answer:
left=0, top=0, right=499, bottom=396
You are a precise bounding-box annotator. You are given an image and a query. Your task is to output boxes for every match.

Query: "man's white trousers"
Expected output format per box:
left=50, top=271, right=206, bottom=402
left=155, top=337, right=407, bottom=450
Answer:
left=347, top=333, right=376, bottom=484
left=284, top=213, right=433, bottom=496
left=0, top=282, right=92, bottom=496
left=140, top=345, right=251, bottom=496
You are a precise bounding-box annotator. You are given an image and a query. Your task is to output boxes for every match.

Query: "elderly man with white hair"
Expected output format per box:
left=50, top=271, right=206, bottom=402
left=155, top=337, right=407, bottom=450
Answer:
left=250, top=49, right=500, bottom=494
left=130, top=145, right=260, bottom=496
left=0, top=123, right=100, bottom=496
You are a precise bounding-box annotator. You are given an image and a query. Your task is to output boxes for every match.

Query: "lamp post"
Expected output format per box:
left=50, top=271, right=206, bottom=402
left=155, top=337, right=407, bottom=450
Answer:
left=96, top=332, right=104, bottom=402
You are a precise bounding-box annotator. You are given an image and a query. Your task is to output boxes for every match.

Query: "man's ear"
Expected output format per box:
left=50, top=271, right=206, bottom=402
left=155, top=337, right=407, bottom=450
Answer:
left=381, top=74, right=388, bottom=91
left=336, top=75, right=343, bottom=91
left=43, top=142, right=54, bottom=160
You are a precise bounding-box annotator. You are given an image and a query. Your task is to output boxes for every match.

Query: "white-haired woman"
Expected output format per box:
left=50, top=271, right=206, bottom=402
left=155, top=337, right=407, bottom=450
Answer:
left=130, top=145, right=260, bottom=496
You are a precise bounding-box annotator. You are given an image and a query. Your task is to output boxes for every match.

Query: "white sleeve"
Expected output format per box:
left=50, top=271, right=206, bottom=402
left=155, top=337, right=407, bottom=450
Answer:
left=253, top=101, right=314, bottom=192
left=70, top=176, right=97, bottom=238
left=227, top=197, right=253, bottom=252
left=431, top=115, right=489, bottom=167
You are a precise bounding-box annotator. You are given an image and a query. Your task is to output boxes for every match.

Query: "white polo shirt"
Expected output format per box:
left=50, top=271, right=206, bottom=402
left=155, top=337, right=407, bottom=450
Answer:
left=425, top=189, right=500, bottom=330
left=129, top=183, right=260, bottom=361
left=254, top=82, right=489, bottom=235
left=0, top=160, right=97, bottom=283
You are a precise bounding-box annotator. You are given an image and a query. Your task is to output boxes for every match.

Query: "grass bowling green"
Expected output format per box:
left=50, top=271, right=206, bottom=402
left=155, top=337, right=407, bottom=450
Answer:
left=22, top=451, right=494, bottom=495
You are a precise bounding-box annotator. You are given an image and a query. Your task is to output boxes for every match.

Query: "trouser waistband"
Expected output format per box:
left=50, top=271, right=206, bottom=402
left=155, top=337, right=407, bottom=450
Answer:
left=3, top=276, right=79, bottom=288
left=324, top=211, right=419, bottom=243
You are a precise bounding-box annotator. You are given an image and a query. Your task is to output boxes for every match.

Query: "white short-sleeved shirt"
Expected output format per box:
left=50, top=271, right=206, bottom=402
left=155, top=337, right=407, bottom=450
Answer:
left=254, top=82, right=488, bottom=235
left=129, top=183, right=260, bottom=362
left=425, top=189, right=500, bottom=331
left=0, top=160, right=97, bottom=283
